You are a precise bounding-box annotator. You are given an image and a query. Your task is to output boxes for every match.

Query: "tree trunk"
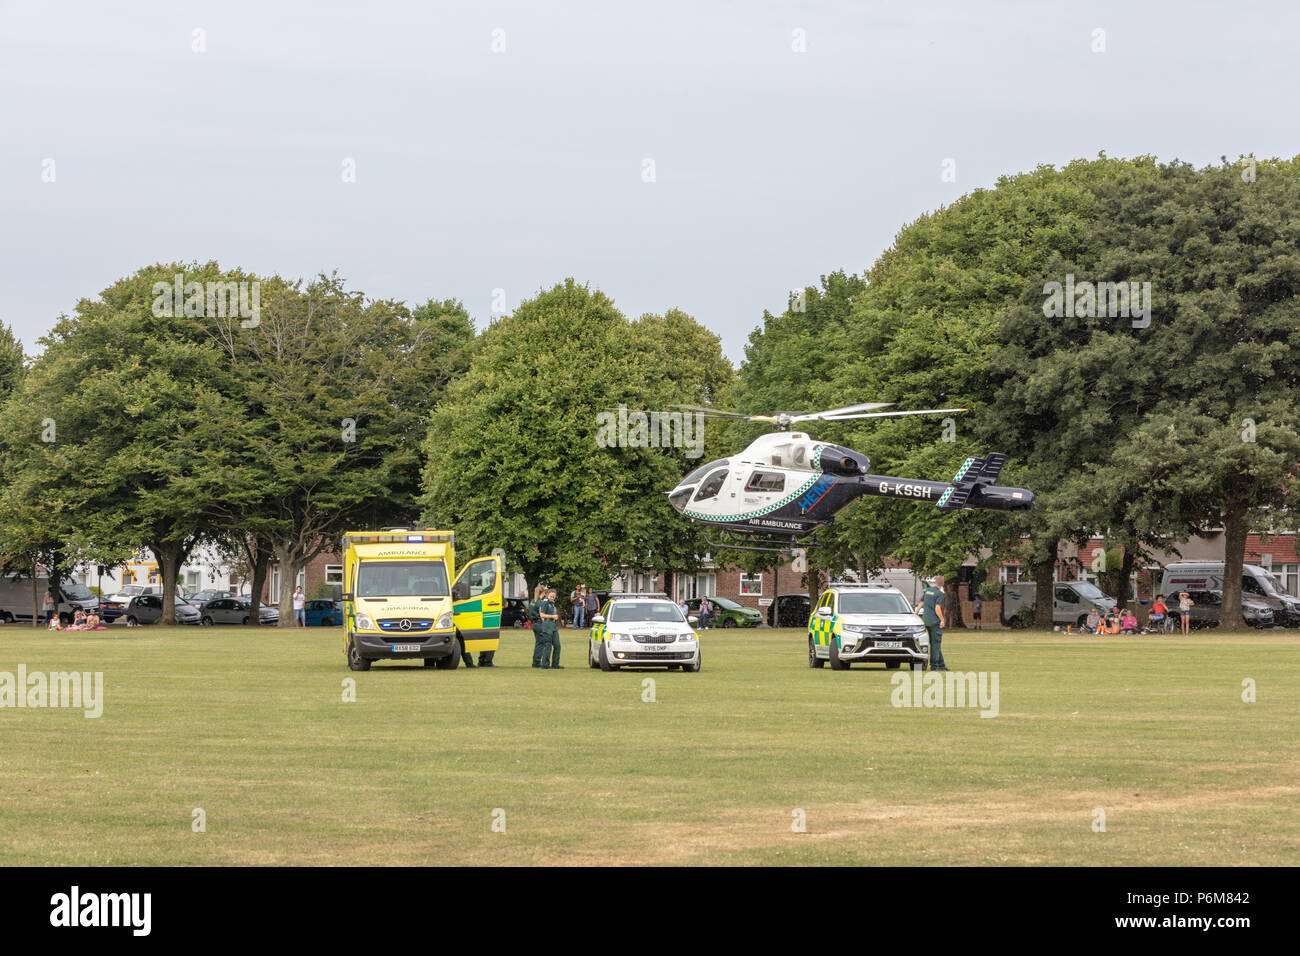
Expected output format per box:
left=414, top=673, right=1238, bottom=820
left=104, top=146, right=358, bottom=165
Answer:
left=1116, top=543, right=1136, bottom=610
left=274, top=542, right=300, bottom=628
left=1032, top=542, right=1057, bottom=629
left=155, top=543, right=184, bottom=625
left=245, top=536, right=273, bottom=628
left=1220, top=498, right=1248, bottom=630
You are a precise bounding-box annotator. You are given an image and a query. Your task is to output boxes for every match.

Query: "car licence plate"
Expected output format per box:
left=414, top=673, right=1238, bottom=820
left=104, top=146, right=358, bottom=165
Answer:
left=644, top=645, right=665, bottom=652
left=392, top=644, right=421, bottom=652
left=874, top=640, right=903, bottom=648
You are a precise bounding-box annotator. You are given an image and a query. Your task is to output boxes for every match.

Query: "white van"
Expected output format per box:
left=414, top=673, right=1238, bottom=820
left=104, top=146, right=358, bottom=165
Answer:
left=1001, top=580, right=1117, bottom=628
left=0, top=575, right=100, bottom=625
left=1160, top=563, right=1300, bottom=627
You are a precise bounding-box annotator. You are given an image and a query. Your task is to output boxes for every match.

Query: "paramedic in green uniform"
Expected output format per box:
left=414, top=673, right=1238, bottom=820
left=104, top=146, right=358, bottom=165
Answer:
left=917, top=575, right=948, bottom=671
left=539, top=588, right=563, bottom=669
left=529, top=584, right=547, bottom=667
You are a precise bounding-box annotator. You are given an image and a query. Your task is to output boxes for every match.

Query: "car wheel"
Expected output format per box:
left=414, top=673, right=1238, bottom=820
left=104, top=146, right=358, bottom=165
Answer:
left=885, top=661, right=900, bottom=669
left=588, top=643, right=599, bottom=669
left=0, top=611, right=12, bottom=624
left=201, top=616, right=213, bottom=626
left=434, top=639, right=462, bottom=669
left=829, top=637, right=849, bottom=670
left=723, top=617, right=736, bottom=628
left=598, top=641, right=617, bottom=672
left=1077, top=614, right=1090, bottom=630
left=320, top=618, right=332, bottom=627
left=126, top=616, right=138, bottom=627
left=346, top=635, right=370, bottom=671
left=808, top=637, right=825, bottom=668
left=681, top=648, right=701, bottom=672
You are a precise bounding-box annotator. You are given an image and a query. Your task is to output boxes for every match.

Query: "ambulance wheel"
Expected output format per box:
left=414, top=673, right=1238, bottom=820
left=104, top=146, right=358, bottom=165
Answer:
left=434, top=639, right=462, bottom=669
left=910, top=660, right=928, bottom=672
left=808, top=638, right=825, bottom=668
left=681, top=650, right=700, bottom=673
left=886, top=661, right=900, bottom=669
left=829, top=639, right=849, bottom=671
left=598, top=641, right=618, bottom=671
left=346, top=636, right=370, bottom=671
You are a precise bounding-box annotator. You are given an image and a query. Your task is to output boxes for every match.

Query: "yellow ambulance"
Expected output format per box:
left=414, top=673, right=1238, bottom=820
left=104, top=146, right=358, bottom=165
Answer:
left=340, top=529, right=502, bottom=671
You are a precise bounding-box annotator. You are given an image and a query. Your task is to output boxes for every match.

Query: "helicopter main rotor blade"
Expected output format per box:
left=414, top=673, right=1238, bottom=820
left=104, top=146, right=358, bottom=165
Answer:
left=668, top=404, right=755, bottom=420
left=787, top=402, right=895, bottom=422
left=820, top=407, right=967, bottom=420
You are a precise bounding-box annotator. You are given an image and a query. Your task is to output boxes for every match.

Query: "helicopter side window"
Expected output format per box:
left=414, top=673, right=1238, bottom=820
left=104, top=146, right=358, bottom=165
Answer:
left=692, top=469, right=729, bottom=502
left=744, top=471, right=785, bottom=494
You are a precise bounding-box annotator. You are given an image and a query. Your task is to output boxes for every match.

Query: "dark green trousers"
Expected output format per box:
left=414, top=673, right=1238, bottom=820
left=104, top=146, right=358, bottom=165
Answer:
left=533, top=629, right=555, bottom=667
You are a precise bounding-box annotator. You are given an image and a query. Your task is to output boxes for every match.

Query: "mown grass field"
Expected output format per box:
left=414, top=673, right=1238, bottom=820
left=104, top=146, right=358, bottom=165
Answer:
left=1, top=623, right=1297, bottom=865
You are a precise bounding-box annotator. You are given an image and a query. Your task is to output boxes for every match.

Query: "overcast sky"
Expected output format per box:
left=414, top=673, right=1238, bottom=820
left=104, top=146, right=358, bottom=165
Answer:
left=2, top=0, right=1297, bottom=364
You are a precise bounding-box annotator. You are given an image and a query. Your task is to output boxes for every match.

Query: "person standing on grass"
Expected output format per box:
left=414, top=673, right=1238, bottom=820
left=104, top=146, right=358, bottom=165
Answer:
left=917, top=575, right=948, bottom=671
left=1178, top=590, right=1193, bottom=634
left=533, top=588, right=561, bottom=669
left=585, top=586, right=599, bottom=626
left=292, top=585, right=306, bottom=628
left=43, top=589, right=55, bottom=625
left=571, top=584, right=586, bottom=629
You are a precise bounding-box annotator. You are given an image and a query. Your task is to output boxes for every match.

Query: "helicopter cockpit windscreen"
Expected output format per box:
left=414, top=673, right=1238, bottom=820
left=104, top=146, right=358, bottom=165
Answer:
left=692, top=469, right=729, bottom=502
left=678, top=459, right=727, bottom=489
left=837, top=591, right=915, bottom=615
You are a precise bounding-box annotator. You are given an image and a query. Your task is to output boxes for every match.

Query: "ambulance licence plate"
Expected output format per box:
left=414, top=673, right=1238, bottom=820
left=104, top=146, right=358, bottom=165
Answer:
left=392, top=644, right=420, bottom=652
left=874, top=640, right=903, bottom=648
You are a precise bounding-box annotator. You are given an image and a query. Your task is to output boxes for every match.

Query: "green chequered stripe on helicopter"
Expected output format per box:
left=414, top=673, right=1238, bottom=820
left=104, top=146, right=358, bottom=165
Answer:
left=683, top=446, right=825, bottom=522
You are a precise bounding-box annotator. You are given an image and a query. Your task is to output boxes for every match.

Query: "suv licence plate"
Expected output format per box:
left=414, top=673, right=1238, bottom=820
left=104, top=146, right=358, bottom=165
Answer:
left=392, top=644, right=421, bottom=652
left=874, top=640, right=903, bottom=648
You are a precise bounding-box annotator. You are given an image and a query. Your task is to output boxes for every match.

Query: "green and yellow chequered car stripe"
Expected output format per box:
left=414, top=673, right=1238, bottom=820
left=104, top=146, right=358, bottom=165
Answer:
left=809, top=613, right=841, bottom=647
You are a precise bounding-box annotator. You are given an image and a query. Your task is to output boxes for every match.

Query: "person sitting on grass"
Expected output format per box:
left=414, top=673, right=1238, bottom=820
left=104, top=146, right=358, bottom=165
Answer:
left=1120, top=609, right=1139, bottom=634
left=46, top=616, right=62, bottom=631
left=69, top=609, right=87, bottom=630
left=1083, top=607, right=1101, bottom=633
left=85, top=610, right=103, bottom=630
left=1101, top=609, right=1121, bottom=635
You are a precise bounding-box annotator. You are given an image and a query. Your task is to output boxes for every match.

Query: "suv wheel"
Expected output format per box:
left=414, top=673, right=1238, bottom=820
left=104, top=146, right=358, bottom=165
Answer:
left=598, top=641, right=618, bottom=672
left=829, top=638, right=849, bottom=670
left=885, top=661, right=900, bottom=669
left=808, top=637, right=825, bottom=668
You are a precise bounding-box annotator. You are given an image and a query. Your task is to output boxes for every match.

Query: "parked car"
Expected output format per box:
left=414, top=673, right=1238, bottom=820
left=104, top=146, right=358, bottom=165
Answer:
left=1162, top=562, right=1300, bottom=627
left=684, top=596, right=760, bottom=628
left=200, top=598, right=279, bottom=626
left=303, top=599, right=342, bottom=627
left=121, top=594, right=201, bottom=626
left=1183, top=589, right=1275, bottom=629
left=1001, top=580, right=1118, bottom=628
left=808, top=583, right=931, bottom=671
left=588, top=594, right=701, bottom=672
left=502, top=597, right=531, bottom=628
left=768, top=593, right=812, bottom=628
left=184, top=589, right=235, bottom=612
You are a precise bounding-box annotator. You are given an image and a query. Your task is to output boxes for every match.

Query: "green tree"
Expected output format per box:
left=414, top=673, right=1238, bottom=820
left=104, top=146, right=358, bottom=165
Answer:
left=420, top=279, right=734, bottom=595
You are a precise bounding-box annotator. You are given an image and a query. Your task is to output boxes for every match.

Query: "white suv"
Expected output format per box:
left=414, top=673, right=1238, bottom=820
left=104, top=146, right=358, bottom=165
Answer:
left=808, top=583, right=930, bottom=671
left=589, top=596, right=701, bottom=672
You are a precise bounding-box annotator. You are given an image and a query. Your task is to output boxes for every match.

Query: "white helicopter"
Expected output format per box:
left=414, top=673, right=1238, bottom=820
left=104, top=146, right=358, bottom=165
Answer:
left=665, top=402, right=1033, bottom=548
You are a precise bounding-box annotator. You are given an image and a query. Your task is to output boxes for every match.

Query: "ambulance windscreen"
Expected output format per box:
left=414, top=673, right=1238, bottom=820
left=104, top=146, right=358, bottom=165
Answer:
left=356, top=560, right=450, bottom=597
